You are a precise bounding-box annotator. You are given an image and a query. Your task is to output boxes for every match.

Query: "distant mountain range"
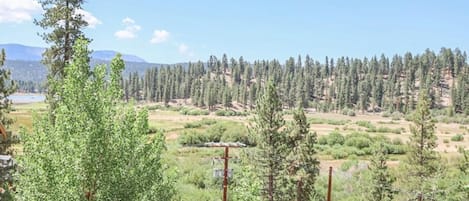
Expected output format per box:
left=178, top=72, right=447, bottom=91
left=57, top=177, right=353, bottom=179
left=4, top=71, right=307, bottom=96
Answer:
left=0, top=43, right=164, bottom=82
left=0, top=43, right=147, bottom=63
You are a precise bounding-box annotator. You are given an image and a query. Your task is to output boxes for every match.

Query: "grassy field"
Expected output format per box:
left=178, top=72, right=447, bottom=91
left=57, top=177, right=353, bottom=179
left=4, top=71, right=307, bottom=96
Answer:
left=7, top=102, right=469, bottom=200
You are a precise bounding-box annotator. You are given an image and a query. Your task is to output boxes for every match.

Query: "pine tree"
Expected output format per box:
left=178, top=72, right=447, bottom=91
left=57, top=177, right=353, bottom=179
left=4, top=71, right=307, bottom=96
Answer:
left=252, top=81, right=287, bottom=201
left=369, top=142, right=395, bottom=201
left=0, top=49, right=17, bottom=167
left=285, top=107, right=320, bottom=200
left=222, top=86, right=232, bottom=109
left=35, top=0, right=90, bottom=121
left=404, top=89, right=440, bottom=200
left=0, top=49, right=17, bottom=128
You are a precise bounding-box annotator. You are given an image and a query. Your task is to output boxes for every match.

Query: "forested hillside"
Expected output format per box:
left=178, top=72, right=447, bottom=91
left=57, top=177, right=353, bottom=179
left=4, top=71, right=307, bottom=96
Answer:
left=6, top=59, right=162, bottom=82
left=124, top=48, right=469, bottom=115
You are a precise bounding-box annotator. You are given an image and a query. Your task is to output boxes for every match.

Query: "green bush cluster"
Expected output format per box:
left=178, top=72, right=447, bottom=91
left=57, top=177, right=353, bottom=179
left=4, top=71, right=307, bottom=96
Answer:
left=180, top=108, right=210, bottom=116
left=436, top=115, right=469, bottom=125
left=199, top=118, right=217, bottom=125
left=344, top=133, right=372, bottom=149
left=391, top=112, right=403, bottom=120
left=356, top=121, right=374, bottom=128
left=340, top=159, right=359, bottom=171
left=179, top=130, right=208, bottom=146
left=146, top=105, right=164, bottom=111
left=309, top=118, right=350, bottom=125
left=318, top=131, right=407, bottom=159
left=147, top=126, right=159, bottom=134
left=382, top=111, right=391, bottom=118
left=183, top=118, right=218, bottom=129
left=355, top=120, right=401, bottom=134
left=179, top=121, right=253, bottom=146
left=146, top=104, right=183, bottom=112
left=451, top=134, right=464, bottom=142
left=341, top=108, right=356, bottom=116
left=214, top=110, right=248, bottom=116
left=367, top=126, right=402, bottom=134
left=326, top=131, right=345, bottom=146
left=184, top=122, right=202, bottom=129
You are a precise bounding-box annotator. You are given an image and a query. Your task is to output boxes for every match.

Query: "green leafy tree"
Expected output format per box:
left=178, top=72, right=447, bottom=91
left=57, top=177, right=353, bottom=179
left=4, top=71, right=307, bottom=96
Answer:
left=232, top=151, right=262, bottom=201
left=35, top=0, right=90, bottom=121
left=18, top=39, right=175, bottom=201
left=251, top=81, right=287, bottom=201
left=404, top=89, right=440, bottom=200
left=369, top=142, right=395, bottom=201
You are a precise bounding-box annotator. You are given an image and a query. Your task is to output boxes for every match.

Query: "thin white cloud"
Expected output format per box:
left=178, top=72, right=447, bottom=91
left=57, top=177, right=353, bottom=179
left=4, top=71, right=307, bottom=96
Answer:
left=150, top=30, right=170, bottom=44
left=178, top=43, right=194, bottom=57
left=75, top=9, right=101, bottom=28
left=122, top=17, right=134, bottom=25
left=114, top=17, right=141, bottom=39
left=178, top=43, right=188, bottom=54
left=0, top=0, right=41, bottom=23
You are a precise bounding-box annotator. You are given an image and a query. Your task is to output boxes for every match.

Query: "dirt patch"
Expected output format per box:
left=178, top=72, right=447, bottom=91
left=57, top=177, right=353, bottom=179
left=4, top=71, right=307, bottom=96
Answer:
left=166, top=132, right=179, bottom=140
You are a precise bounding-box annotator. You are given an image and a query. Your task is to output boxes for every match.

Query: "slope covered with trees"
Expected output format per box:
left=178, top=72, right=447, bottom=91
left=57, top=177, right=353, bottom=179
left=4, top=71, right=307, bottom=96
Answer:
left=124, top=49, right=469, bottom=115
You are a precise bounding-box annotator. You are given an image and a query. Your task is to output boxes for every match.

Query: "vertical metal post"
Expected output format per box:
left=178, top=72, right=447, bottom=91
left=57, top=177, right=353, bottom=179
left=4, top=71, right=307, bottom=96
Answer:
left=223, top=146, right=229, bottom=201
left=327, top=166, right=332, bottom=201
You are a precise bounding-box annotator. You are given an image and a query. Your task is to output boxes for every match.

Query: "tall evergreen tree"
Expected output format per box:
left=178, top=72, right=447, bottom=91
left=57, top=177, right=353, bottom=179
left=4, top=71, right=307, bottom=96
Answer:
left=0, top=49, right=17, bottom=128
left=369, top=142, right=395, bottom=201
left=0, top=49, right=17, bottom=160
left=404, top=89, right=440, bottom=200
left=35, top=0, right=90, bottom=121
left=285, top=107, right=319, bottom=200
left=252, top=81, right=287, bottom=201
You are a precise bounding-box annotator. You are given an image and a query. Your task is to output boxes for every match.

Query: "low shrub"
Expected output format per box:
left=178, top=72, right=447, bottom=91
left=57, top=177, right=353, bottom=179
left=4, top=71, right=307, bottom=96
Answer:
left=179, top=121, right=253, bottom=146
left=356, top=121, right=373, bottom=129
left=180, top=108, right=210, bottom=116
left=199, top=118, right=217, bottom=125
left=391, top=112, right=403, bottom=121
left=344, top=136, right=372, bottom=149
left=147, top=126, right=159, bottom=134
left=391, top=137, right=403, bottom=145
left=179, top=130, right=207, bottom=146
left=206, top=124, right=226, bottom=142
left=309, top=118, right=349, bottom=125
left=184, top=167, right=207, bottom=189
left=382, top=111, right=391, bottom=118
left=436, top=115, right=469, bottom=125
left=184, top=122, right=202, bottom=129
left=347, top=110, right=356, bottom=116
left=327, top=131, right=345, bottom=146
left=340, top=108, right=356, bottom=116
left=340, top=160, right=359, bottom=171
left=146, top=105, right=163, bottom=111
left=215, top=110, right=248, bottom=116
left=443, top=139, right=449, bottom=143
left=384, top=144, right=406, bottom=154
left=331, top=149, right=349, bottom=159
left=366, top=126, right=401, bottom=134
left=451, top=134, right=464, bottom=142
left=318, top=135, right=328, bottom=145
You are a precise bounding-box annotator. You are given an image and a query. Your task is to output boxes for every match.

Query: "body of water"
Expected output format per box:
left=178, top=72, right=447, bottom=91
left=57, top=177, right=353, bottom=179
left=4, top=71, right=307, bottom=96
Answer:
left=9, top=94, right=46, bottom=103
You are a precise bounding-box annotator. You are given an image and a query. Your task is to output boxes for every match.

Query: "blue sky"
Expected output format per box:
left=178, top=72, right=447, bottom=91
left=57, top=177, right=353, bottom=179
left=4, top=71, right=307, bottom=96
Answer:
left=1, top=0, right=468, bottom=63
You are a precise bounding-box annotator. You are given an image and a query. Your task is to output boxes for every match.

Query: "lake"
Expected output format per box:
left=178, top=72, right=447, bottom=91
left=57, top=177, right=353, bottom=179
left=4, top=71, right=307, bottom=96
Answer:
left=9, top=94, right=46, bottom=103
